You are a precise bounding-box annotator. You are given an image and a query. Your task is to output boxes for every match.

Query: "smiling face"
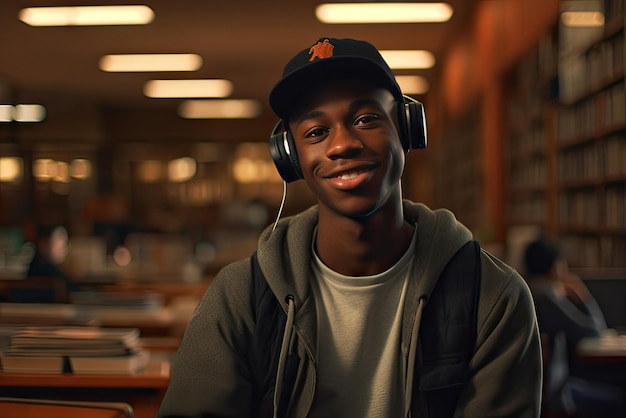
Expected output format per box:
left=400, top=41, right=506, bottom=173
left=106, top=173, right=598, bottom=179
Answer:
left=287, top=78, right=406, bottom=221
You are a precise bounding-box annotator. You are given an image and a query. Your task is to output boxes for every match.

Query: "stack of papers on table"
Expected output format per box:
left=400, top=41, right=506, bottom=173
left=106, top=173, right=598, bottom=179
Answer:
left=0, top=326, right=149, bottom=374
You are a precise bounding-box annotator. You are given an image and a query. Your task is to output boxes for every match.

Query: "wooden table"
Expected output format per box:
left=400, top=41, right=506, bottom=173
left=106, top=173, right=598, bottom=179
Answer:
left=97, top=280, right=211, bottom=306
left=0, top=359, right=170, bottom=418
left=575, top=332, right=626, bottom=387
left=576, top=333, right=626, bottom=362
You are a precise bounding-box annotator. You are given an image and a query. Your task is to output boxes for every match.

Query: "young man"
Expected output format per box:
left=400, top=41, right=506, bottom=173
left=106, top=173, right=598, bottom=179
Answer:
left=158, top=37, right=542, bottom=418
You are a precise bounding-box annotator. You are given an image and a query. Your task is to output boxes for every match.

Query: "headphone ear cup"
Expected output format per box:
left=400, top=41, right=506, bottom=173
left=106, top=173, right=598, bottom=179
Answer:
left=400, top=96, right=428, bottom=151
left=269, top=121, right=303, bottom=183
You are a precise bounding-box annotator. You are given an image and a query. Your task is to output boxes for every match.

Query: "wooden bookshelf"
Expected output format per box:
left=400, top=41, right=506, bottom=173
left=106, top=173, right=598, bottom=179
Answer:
left=556, top=1, right=626, bottom=268
left=504, top=30, right=560, bottom=234
left=433, top=104, right=485, bottom=236
left=503, top=0, right=626, bottom=269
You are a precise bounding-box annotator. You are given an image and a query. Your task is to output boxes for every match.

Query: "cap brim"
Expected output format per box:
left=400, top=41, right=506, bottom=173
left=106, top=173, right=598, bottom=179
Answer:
left=269, top=56, right=402, bottom=120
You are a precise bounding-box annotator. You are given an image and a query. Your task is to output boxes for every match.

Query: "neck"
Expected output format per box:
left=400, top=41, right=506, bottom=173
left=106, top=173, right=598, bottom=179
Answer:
left=315, top=202, right=414, bottom=276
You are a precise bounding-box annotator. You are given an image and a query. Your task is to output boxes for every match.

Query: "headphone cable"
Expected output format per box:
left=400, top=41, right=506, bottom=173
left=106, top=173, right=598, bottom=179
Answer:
left=272, top=180, right=287, bottom=232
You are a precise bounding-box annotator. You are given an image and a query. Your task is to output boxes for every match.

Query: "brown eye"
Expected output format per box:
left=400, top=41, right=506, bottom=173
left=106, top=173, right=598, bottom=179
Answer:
left=305, top=127, right=328, bottom=139
left=354, top=114, right=380, bottom=127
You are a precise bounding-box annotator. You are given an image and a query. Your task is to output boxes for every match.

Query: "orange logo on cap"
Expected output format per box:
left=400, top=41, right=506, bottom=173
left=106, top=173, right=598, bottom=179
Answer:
left=309, top=39, right=334, bottom=61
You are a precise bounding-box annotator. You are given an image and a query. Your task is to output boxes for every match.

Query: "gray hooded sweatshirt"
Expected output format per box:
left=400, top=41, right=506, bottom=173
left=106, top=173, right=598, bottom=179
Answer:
left=157, top=201, right=542, bottom=417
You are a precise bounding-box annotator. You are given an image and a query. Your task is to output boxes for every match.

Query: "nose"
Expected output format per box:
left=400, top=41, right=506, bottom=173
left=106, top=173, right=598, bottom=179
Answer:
left=326, top=125, right=364, bottom=160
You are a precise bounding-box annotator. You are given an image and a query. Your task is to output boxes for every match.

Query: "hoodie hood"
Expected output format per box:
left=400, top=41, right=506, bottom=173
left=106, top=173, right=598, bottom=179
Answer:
left=256, top=201, right=473, bottom=313
left=401, top=200, right=474, bottom=298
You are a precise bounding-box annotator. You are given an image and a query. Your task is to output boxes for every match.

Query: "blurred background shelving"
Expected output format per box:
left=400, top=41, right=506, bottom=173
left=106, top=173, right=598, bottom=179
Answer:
left=0, top=0, right=623, bottom=282
left=499, top=0, right=625, bottom=271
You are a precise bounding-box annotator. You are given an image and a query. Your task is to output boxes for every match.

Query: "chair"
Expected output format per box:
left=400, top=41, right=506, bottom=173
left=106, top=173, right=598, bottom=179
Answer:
left=0, top=397, right=134, bottom=418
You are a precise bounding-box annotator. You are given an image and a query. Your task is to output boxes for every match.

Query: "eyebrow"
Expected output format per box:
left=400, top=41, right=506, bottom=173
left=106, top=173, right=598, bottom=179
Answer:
left=294, top=110, right=324, bottom=127
left=294, top=98, right=385, bottom=127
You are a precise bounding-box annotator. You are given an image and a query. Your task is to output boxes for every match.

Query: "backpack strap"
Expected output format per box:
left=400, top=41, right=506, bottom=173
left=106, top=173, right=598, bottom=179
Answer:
left=248, top=251, right=298, bottom=418
left=248, top=251, right=284, bottom=418
left=417, top=240, right=482, bottom=417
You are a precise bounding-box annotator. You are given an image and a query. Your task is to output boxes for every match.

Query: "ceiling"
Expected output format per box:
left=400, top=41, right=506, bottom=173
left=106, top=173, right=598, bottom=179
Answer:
left=0, top=1, right=477, bottom=140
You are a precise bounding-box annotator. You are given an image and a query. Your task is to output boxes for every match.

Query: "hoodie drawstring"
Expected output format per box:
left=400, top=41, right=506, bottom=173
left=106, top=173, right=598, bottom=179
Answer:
left=273, top=295, right=296, bottom=418
left=405, top=295, right=427, bottom=418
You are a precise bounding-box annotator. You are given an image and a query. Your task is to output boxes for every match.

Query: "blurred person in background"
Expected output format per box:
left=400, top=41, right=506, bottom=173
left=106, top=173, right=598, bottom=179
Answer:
left=524, top=236, right=625, bottom=417
left=23, top=225, right=78, bottom=301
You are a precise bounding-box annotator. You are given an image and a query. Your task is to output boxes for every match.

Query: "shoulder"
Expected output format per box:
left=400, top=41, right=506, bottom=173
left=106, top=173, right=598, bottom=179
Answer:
left=477, top=249, right=536, bottom=329
left=189, top=257, right=256, bottom=327
left=204, top=257, right=254, bottom=302
left=480, top=249, right=527, bottom=293
left=175, top=256, right=259, bottom=361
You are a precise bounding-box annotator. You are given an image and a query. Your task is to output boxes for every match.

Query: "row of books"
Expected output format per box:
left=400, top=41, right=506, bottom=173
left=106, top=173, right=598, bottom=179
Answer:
left=558, top=82, right=626, bottom=144
left=507, top=122, right=550, bottom=158
left=605, top=188, right=626, bottom=228
left=584, top=31, right=623, bottom=99
left=559, top=136, right=626, bottom=183
left=435, top=106, right=485, bottom=232
left=508, top=195, right=549, bottom=225
left=507, top=138, right=626, bottom=189
left=562, top=235, right=626, bottom=268
left=505, top=30, right=556, bottom=230
left=0, top=326, right=149, bottom=374
left=559, top=189, right=626, bottom=228
left=509, top=158, right=548, bottom=189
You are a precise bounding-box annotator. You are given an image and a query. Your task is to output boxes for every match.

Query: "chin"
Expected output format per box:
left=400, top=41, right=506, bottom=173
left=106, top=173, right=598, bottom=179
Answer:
left=335, top=199, right=385, bottom=220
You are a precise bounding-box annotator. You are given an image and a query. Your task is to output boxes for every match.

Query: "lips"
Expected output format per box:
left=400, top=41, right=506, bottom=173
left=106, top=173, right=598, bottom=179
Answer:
left=326, top=166, right=375, bottom=190
left=337, top=169, right=369, bottom=180
left=326, top=163, right=375, bottom=179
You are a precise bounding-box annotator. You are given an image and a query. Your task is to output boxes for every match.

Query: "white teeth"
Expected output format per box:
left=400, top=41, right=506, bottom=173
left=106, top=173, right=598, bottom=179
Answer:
left=339, top=172, right=359, bottom=180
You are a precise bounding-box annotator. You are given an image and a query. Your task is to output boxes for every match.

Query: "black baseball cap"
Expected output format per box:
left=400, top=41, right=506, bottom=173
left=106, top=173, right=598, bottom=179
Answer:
left=269, top=37, right=403, bottom=120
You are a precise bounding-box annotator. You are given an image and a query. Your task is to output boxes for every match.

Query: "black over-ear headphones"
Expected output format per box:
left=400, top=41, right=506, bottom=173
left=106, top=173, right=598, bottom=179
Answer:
left=269, top=95, right=427, bottom=183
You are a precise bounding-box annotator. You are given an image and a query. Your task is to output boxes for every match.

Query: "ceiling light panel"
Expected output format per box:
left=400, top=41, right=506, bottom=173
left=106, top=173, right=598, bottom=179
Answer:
left=0, top=105, right=13, bottom=122
left=380, top=50, right=435, bottom=69
left=0, top=104, right=46, bottom=122
left=100, top=54, right=203, bottom=72
left=15, top=104, right=46, bottom=122
left=561, top=11, right=605, bottom=27
left=19, top=5, right=154, bottom=26
left=179, top=100, right=262, bottom=119
left=316, top=2, right=453, bottom=24
left=395, top=76, right=430, bottom=95
left=144, top=80, right=234, bottom=98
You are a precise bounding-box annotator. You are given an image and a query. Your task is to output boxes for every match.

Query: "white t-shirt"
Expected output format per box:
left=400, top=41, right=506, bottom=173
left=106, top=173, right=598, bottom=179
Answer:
left=308, top=230, right=416, bottom=418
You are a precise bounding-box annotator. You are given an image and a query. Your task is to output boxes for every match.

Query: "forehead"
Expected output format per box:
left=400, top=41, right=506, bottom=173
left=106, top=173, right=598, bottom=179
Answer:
left=287, top=77, right=395, bottom=122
